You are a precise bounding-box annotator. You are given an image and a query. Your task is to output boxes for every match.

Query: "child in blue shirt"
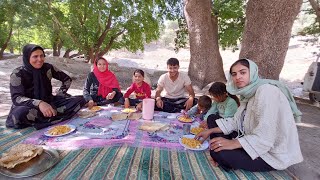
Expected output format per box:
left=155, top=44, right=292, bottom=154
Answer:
left=188, top=82, right=239, bottom=128
left=186, top=95, right=212, bottom=119
left=205, top=82, right=239, bottom=119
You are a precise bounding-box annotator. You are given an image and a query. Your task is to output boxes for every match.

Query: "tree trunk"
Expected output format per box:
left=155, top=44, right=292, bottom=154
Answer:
left=9, top=47, right=14, bottom=54
left=53, top=44, right=59, bottom=56
left=0, top=26, right=13, bottom=60
left=184, top=0, right=226, bottom=89
left=88, top=48, right=95, bottom=63
left=239, top=0, right=302, bottom=80
left=57, top=42, right=62, bottom=57
left=52, top=37, right=62, bottom=57
left=63, top=49, right=72, bottom=58
left=308, top=0, right=320, bottom=25
left=69, top=53, right=81, bottom=59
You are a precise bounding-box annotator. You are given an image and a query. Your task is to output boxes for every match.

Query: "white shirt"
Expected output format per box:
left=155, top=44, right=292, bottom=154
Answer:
left=216, top=84, right=303, bottom=170
left=157, top=72, right=191, bottom=98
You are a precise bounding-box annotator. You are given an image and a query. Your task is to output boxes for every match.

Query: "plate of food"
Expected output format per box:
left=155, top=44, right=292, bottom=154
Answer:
left=89, top=106, right=102, bottom=112
left=179, top=135, right=208, bottom=151
left=0, top=144, right=59, bottom=178
left=121, top=108, right=136, bottom=113
left=190, top=127, right=205, bottom=135
left=78, top=110, right=97, bottom=118
left=44, top=125, right=76, bottom=137
left=177, top=115, right=195, bottom=123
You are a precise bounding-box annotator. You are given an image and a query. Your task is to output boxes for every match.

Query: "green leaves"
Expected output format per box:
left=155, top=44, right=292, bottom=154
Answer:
left=172, top=0, right=245, bottom=52
left=215, top=0, right=245, bottom=51
left=45, top=0, right=165, bottom=60
left=0, top=0, right=170, bottom=60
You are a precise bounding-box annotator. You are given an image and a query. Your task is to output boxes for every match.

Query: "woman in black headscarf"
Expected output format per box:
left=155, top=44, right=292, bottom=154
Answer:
left=6, top=44, right=86, bottom=129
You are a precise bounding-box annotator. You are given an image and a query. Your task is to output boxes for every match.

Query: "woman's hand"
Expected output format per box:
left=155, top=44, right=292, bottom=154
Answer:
left=87, top=100, right=96, bottom=109
left=106, top=91, right=116, bottom=100
left=209, top=137, right=242, bottom=152
left=124, top=98, right=130, bottom=108
left=194, top=129, right=212, bottom=143
left=39, top=101, right=57, bottom=117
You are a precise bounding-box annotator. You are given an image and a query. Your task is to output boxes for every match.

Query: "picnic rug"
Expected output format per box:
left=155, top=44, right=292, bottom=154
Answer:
left=21, top=108, right=197, bottom=150
left=0, top=126, right=296, bottom=180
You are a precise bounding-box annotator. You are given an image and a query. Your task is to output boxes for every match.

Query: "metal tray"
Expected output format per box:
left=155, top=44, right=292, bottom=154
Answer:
left=0, top=147, right=60, bottom=178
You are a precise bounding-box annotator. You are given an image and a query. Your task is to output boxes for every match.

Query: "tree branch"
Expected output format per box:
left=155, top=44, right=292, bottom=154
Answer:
left=308, top=0, right=320, bottom=24
left=0, top=25, right=13, bottom=59
left=0, top=26, right=13, bottom=51
left=46, top=1, right=83, bottom=50
left=95, top=13, right=113, bottom=50
left=97, top=29, right=125, bottom=57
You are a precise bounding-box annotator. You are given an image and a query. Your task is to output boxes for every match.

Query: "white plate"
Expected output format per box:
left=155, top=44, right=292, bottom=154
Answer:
left=44, top=125, right=76, bottom=137
left=176, top=115, right=195, bottom=123
left=179, top=134, right=209, bottom=151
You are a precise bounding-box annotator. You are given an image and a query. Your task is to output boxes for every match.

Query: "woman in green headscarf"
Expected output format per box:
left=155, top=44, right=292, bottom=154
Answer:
left=195, top=59, right=303, bottom=172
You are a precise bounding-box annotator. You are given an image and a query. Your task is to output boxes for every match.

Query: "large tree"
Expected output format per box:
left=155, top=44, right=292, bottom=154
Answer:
left=240, top=0, right=303, bottom=79
left=184, top=0, right=225, bottom=88
left=0, top=0, right=17, bottom=59
left=181, top=0, right=244, bottom=88
left=46, top=0, right=166, bottom=62
left=299, top=0, right=320, bottom=35
left=308, top=0, right=320, bottom=24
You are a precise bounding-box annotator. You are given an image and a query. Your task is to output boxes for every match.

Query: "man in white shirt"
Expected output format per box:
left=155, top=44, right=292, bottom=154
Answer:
left=155, top=58, right=197, bottom=113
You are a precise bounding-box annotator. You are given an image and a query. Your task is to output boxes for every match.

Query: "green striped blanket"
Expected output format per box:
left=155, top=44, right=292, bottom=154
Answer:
left=0, top=127, right=295, bottom=180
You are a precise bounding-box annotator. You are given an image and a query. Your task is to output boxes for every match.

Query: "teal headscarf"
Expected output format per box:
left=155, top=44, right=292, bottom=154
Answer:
left=226, top=59, right=302, bottom=123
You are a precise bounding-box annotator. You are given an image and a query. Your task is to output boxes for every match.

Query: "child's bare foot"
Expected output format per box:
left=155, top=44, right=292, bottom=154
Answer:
left=209, top=158, right=219, bottom=167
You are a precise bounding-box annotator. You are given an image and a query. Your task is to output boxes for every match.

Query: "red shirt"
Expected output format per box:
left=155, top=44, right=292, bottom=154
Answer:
left=123, top=81, right=151, bottom=99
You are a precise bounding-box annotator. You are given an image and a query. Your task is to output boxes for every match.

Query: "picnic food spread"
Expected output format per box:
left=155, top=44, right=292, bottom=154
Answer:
left=181, top=137, right=202, bottom=149
left=178, top=115, right=193, bottom=123
left=0, top=144, right=43, bottom=169
left=48, top=125, right=71, bottom=135
left=139, top=122, right=169, bottom=132
left=190, top=127, right=205, bottom=135
left=112, top=112, right=142, bottom=121
left=111, top=113, right=129, bottom=121
left=122, top=108, right=136, bottom=113
left=90, top=106, right=102, bottom=112
left=127, top=113, right=142, bottom=120
left=78, top=110, right=97, bottom=118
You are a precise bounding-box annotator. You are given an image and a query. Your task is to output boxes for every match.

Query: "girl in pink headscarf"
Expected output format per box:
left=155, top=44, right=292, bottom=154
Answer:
left=83, top=57, right=123, bottom=108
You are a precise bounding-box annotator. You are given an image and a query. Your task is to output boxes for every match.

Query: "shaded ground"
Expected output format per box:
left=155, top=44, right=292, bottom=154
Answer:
left=288, top=102, right=320, bottom=179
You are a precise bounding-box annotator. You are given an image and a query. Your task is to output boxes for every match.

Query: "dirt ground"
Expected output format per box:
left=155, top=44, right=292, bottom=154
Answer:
left=289, top=101, right=320, bottom=179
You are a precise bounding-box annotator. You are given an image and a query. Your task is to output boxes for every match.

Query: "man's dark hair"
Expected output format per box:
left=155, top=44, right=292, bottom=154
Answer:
left=167, top=58, right=179, bottom=66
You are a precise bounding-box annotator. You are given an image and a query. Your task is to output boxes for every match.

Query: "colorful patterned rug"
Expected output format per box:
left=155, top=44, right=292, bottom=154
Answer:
left=23, top=107, right=194, bottom=150
left=0, top=120, right=296, bottom=179
left=0, top=143, right=294, bottom=179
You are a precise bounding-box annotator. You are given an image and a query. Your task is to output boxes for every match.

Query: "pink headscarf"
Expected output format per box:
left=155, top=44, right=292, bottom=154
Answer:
left=93, top=57, right=120, bottom=98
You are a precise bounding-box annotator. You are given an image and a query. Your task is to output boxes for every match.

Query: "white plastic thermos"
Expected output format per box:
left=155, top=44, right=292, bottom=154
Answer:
left=142, top=98, right=155, bottom=120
